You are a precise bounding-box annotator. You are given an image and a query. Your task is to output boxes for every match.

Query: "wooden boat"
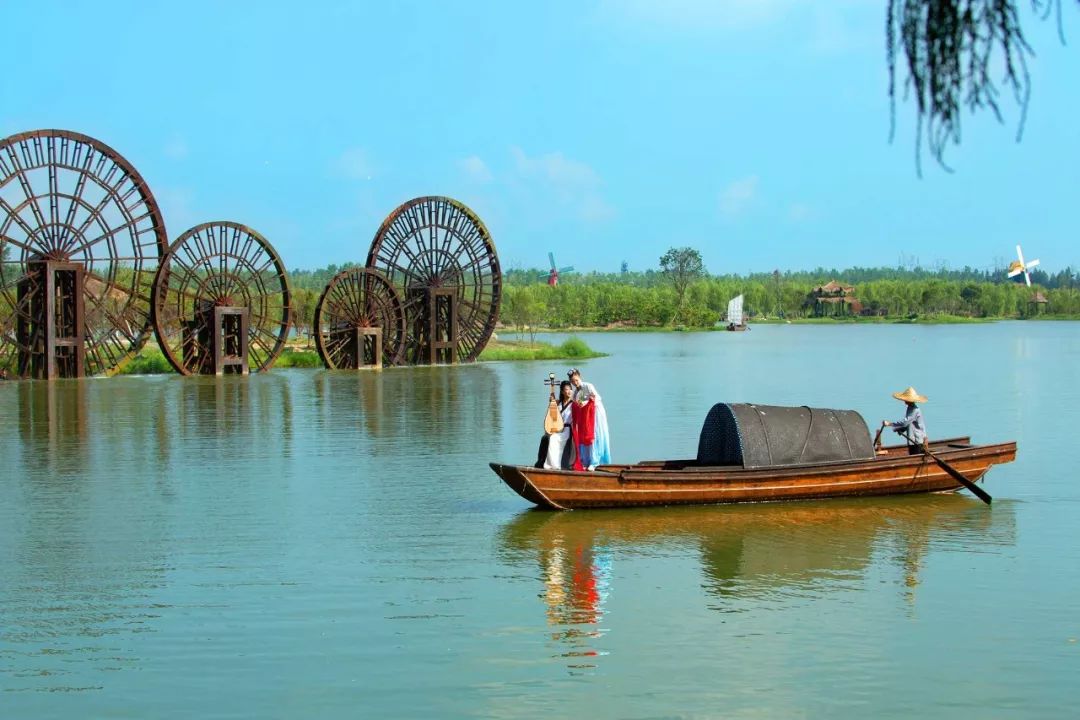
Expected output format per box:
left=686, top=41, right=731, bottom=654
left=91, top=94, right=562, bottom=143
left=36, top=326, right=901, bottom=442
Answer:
left=491, top=403, right=1016, bottom=510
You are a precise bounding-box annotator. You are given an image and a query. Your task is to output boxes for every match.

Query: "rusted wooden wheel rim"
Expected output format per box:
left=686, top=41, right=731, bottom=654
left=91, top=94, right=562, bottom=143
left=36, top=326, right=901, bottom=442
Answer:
left=0, top=129, right=168, bottom=378
left=314, top=267, right=406, bottom=368
left=365, top=196, right=501, bottom=363
left=152, top=221, right=291, bottom=375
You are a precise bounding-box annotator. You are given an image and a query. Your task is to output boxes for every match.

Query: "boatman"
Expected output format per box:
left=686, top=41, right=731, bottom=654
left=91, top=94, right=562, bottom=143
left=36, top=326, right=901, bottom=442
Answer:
left=882, top=386, right=928, bottom=454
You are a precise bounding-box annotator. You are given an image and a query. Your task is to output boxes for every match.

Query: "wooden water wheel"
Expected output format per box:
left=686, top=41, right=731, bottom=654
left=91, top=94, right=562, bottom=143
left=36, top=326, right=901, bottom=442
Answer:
left=152, top=221, right=291, bottom=375
left=365, top=196, right=500, bottom=364
left=314, top=267, right=406, bottom=369
left=0, top=129, right=168, bottom=379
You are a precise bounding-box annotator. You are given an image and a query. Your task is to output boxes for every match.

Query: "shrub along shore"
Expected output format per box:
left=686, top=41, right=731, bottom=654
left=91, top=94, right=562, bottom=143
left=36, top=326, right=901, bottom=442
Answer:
left=118, top=336, right=603, bottom=375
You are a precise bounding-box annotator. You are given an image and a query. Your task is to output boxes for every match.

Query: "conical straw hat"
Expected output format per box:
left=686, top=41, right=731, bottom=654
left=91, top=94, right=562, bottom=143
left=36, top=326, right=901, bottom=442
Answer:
left=892, top=386, right=927, bottom=403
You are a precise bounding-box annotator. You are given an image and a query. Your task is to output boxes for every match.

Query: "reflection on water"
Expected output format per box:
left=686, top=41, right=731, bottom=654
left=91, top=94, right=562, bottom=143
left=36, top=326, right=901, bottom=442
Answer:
left=17, top=380, right=89, bottom=474
left=173, top=375, right=295, bottom=453
left=1, top=323, right=1075, bottom=717
left=313, top=365, right=501, bottom=452
left=6, top=380, right=170, bottom=693
left=500, top=496, right=1016, bottom=671
left=315, top=369, right=386, bottom=438
left=539, top=538, right=613, bottom=672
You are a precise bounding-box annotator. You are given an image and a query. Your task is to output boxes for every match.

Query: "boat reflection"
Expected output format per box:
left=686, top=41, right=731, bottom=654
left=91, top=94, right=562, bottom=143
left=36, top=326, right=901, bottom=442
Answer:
left=535, top=536, right=613, bottom=672
left=499, top=496, right=1016, bottom=670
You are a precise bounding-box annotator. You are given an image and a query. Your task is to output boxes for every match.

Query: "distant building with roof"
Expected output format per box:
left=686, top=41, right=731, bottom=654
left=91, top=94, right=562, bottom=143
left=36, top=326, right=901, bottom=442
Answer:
left=1029, top=290, right=1049, bottom=314
left=805, top=281, right=863, bottom=317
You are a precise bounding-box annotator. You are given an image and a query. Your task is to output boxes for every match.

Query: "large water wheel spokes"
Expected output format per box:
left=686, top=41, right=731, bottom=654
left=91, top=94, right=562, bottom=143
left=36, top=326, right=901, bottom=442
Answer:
left=0, top=129, right=167, bottom=379
left=314, top=267, right=406, bottom=369
left=365, top=196, right=501, bottom=364
left=152, top=222, right=291, bottom=375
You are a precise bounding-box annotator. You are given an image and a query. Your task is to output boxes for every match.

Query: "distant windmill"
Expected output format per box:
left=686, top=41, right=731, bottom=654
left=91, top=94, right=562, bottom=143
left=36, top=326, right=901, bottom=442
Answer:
left=539, top=252, right=575, bottom=286
left=1007, top=244, right=1041, bottom=286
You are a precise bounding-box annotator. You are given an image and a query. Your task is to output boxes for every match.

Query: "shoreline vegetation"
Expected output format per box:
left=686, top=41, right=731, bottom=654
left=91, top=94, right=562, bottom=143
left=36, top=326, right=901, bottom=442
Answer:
left=529, top=313, right=1060, bottom=332
left=478, top=336, right=606, bottom=361
left=55, top=260, right=1080, bottom=376
left=118, top=336, right=604, bottom=375
left=281, top=263, right=1080, bottom=338
left=491, top=275, right=1080, bottom=331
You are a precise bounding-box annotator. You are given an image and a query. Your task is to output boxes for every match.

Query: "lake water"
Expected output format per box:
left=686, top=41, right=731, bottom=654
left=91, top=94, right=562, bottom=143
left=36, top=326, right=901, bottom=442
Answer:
left=1, top=323, right=1078, bottom=718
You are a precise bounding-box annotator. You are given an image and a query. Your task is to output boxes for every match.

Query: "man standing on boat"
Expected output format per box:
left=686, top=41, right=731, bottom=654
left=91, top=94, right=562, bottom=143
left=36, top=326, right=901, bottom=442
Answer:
left=568, top=369, right=611, bottom=470
left=882, top=387, right=928, bottom=454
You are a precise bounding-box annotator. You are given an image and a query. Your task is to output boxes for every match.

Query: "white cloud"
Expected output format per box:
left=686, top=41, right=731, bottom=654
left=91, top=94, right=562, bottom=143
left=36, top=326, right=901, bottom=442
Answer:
left=719, top=175, right=759, bottom=217
left=581, top=194, right=617, bottom=223
left=334, top=147, right=374, bottom=180
left=510, top=147, right=614, bottom=222
left=511, top=147, right=601, bottom=189
left=459, top=155, right=493, bottom=183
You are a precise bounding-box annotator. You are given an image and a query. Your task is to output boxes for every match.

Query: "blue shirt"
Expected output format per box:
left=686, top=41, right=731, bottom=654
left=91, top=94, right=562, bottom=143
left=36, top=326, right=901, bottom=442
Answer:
left=890, top=405, right=927, bottom=445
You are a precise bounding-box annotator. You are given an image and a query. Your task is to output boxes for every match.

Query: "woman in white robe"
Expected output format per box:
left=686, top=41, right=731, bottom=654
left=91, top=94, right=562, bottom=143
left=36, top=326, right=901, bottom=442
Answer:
left=544, top=381, right=576, bottom=469
left=568, top=369, right=612, bottom=469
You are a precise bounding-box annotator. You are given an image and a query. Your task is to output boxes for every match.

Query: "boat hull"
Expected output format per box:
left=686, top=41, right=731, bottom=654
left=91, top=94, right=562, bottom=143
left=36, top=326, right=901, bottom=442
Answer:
left=490, top=438, right=1016, bottom=510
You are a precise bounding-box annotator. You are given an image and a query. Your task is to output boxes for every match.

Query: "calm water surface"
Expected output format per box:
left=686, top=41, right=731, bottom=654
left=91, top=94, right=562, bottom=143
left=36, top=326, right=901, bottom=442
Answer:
left=1, top=323, right=1078, bottom=718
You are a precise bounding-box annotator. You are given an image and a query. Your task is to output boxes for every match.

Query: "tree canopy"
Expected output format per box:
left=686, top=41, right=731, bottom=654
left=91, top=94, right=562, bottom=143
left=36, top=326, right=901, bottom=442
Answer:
left=659, top=247, right=705, bottom=324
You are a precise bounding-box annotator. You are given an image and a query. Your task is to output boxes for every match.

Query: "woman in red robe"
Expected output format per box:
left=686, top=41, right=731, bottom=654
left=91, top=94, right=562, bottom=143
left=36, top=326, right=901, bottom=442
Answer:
left=571, top=388, right=596, bottom=471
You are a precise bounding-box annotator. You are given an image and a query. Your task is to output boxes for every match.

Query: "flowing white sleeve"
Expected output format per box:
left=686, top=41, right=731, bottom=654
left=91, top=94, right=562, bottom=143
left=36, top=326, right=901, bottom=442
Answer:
left=584, top=382, right=602, bottom=403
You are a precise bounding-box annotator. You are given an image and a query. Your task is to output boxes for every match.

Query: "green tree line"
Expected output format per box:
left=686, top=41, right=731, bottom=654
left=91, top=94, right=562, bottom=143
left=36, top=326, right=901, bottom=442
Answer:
left=497, top=273, right=1080, bottom=329
left=244, top=261, right=1080, bottom=336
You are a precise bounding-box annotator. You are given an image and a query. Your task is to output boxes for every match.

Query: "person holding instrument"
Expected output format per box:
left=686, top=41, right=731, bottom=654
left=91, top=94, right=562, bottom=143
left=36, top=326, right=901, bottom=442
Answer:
left=543, top=380, right=575, bottom=469
left=536, top=374, right=575, bottom=469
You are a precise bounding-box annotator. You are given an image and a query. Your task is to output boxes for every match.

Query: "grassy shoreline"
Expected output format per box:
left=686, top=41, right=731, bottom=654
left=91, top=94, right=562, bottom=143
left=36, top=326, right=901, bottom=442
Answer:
left=118, top=336, right=604, bottom=375
left=478, top=337, right=606, bottom=361
left=524, top=313, right=1080, bottom=332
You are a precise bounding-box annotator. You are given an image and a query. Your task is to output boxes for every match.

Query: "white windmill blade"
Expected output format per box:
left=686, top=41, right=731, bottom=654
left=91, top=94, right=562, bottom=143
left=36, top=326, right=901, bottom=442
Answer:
left=1023, top=256, right=1040, bottom=286
left=1008, top=246, right=1023, bottom=276
left=1009, top=244, right=1037, bottom=284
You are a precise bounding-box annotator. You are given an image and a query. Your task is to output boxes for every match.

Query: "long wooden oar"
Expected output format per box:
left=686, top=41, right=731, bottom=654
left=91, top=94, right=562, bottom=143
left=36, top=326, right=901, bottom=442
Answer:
left=923, top=444, right=992, bottom=505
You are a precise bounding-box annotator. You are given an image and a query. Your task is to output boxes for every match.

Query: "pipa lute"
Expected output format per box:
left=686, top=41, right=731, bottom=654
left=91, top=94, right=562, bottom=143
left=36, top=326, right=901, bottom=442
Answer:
left=543, top=373, right=564, bottom=434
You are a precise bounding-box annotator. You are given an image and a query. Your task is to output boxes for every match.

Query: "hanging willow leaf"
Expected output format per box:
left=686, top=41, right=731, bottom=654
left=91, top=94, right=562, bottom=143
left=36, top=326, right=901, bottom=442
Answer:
left=887, top=0, right=1076, bottom=173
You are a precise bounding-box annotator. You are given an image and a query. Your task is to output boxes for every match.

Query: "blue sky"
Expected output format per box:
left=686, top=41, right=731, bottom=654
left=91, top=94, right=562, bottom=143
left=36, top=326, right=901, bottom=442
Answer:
left=3, top=0, right=1077, bottom=274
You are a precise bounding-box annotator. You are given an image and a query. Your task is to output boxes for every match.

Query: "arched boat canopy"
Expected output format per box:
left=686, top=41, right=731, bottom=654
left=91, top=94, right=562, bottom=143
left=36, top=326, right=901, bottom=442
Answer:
left=697, top=403, right=875, bottom=469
